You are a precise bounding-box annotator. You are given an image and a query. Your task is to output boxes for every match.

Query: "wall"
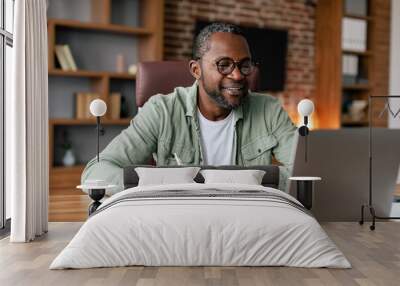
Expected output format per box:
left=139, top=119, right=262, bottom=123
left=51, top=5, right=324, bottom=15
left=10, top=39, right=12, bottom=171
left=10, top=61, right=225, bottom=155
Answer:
left=163, top=0, right=317, bottom=121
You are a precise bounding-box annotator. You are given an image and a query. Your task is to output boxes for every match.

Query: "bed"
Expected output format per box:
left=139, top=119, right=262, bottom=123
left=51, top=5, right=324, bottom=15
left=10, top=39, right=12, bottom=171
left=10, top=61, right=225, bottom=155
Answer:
left=50, top=166, right=350, bottom=269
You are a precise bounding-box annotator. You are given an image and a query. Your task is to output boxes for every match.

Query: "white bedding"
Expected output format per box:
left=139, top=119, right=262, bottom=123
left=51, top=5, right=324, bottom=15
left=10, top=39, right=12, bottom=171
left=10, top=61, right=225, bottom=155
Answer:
left=50, top=183, right=351, bottom=269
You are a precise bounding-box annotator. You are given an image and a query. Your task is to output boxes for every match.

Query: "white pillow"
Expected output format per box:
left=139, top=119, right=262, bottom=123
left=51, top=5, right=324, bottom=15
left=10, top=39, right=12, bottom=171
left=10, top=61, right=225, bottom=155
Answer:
left=200, top=169, right=266, bottom=185
left=135, top=167, right=201, bottom=186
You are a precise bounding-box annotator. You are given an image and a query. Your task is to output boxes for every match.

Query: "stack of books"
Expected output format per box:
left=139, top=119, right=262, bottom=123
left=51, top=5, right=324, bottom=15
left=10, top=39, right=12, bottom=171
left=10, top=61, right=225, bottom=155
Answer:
left=342, top=18, right=367, bottom=52
left=342, top=54, right=359, bottom=85
left=55, top=44, right=78, bottom=71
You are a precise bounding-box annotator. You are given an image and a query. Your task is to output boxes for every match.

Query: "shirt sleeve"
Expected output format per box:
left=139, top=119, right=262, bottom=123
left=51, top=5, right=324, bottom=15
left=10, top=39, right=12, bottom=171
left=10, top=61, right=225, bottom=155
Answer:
left=81, top=97, right=161, bottom=196
left=269, top=101, right=297, bottom=192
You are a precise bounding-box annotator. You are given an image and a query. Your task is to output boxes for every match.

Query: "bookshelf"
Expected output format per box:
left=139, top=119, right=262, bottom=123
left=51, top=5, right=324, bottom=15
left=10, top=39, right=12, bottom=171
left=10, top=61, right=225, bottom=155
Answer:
left=315, top=0, right=389, bottom=128
left=340, top=1, right=372, bottom=127
left=48, top=18, right=153, bottom=36
left=47, top=0, right=164, bottom=220
left=48, top=69, right=136, bottom=79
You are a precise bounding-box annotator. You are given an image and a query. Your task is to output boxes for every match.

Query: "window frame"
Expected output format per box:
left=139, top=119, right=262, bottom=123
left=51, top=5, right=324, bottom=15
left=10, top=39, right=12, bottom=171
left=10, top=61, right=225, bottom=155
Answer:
left=0, top=0, right=14, bottom=233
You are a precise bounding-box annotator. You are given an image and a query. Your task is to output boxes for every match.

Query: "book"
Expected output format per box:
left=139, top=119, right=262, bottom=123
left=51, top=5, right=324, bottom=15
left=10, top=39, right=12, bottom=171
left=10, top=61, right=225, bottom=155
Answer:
left=342, top=55, right=358, bottom=76
left=63, top=45, right=78, bottom=71
left=342, top=54, right=359, bottom=85
left=75, top=92, right=87, bottom=119
left=342, top=18, right=367, bottom=52
left=55, top=45, right=70, bottom=71
left=110, top=93, right=121, bottom=119
left=85, top=93, right=100, bottom=118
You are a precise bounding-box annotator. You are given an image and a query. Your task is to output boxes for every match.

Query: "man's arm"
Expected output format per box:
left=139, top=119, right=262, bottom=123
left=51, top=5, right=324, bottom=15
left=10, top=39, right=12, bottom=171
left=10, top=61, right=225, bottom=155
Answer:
left=81, top=97, right=160, bottom=196
left=269, top=101, right=297, bottom=192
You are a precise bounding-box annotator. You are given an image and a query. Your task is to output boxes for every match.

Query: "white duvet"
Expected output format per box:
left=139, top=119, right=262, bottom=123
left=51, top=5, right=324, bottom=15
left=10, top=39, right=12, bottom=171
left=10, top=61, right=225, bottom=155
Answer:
left=50, top=183, right=351, bottom=269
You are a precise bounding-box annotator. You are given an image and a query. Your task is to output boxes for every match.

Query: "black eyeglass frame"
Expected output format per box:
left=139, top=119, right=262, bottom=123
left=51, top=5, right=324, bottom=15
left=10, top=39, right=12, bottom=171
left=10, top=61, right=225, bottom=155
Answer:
left=196, top=57, right=258, bottom=76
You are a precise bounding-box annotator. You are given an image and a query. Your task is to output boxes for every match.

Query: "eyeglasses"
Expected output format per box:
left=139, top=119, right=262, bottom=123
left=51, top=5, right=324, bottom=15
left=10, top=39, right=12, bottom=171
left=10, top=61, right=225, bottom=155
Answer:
left=199, top=57, right=257, bottom=76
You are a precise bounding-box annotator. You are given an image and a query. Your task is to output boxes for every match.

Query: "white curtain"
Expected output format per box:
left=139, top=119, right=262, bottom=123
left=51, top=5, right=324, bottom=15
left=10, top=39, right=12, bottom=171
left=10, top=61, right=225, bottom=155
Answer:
left=8, top=0, right=49, bottom=242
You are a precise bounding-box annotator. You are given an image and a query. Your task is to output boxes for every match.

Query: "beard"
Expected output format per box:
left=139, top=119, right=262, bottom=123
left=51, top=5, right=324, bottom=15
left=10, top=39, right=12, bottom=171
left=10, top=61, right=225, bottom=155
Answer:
left=202, top=80, right=249, bottom=110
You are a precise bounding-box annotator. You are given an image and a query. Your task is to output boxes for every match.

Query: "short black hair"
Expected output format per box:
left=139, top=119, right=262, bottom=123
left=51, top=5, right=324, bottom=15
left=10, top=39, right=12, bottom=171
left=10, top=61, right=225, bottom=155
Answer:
left=192, top=22, right=246, bottom=59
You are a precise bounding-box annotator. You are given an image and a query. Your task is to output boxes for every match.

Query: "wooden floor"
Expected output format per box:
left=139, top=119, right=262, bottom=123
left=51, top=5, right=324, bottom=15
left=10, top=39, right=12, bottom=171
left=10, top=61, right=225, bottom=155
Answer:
left=1, top=222, right=400, bottom=286
left=49, top=189, right=90, bottom=222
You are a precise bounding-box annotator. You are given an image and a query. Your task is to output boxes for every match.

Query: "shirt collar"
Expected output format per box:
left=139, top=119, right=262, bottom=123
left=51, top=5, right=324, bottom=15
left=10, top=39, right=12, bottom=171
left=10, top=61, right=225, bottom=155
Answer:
left=185, top=80, right=244, bottom=123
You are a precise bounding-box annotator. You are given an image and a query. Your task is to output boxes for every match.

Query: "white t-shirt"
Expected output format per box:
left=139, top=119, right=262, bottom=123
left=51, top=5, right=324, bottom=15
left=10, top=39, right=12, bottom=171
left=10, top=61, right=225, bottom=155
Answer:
left=197, top=109, right=235, bottom=165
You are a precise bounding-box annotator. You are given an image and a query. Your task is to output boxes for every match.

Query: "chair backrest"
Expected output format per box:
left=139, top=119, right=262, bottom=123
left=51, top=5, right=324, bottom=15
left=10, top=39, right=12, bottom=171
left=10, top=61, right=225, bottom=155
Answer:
left=135, top=60, right=260, bottom=107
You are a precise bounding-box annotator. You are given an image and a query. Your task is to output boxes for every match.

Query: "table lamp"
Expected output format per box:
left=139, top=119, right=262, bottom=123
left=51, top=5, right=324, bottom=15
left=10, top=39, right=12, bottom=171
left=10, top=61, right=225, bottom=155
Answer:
left=297, top=99, right=314, bottom=162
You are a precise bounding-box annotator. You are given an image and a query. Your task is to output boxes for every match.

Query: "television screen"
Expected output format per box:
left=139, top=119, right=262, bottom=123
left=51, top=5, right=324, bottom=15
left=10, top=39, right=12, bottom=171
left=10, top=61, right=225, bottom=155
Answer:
left=194, top=21, right=288, bottom=92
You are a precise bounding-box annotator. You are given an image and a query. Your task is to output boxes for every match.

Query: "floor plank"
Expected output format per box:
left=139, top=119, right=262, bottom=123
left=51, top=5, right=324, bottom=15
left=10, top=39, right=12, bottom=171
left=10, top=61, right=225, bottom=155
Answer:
left=1, top=222, right=400, bottom=286
left=49, top=192, right=90, bottom=222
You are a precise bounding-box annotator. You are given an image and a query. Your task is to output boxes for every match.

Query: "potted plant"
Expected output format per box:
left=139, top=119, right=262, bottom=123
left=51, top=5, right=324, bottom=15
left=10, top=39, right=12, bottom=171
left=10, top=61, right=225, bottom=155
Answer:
left=61, top=131, right=76, bottom=167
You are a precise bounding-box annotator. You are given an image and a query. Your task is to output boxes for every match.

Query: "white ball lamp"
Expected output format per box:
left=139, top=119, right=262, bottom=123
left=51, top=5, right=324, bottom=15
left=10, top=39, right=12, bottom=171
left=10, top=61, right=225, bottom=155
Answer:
left=297, top=99, right=315, bottom=162
left=90, top=99, right=107, bottom=163
left=297, top=99, right=314, bottom=136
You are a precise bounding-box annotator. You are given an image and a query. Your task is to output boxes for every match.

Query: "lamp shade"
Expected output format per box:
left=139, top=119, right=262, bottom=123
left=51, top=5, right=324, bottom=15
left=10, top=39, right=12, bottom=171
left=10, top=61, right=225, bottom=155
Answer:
left=90, top=99, right=107, bottom=117
left=297, top=99, right=314, bottom=117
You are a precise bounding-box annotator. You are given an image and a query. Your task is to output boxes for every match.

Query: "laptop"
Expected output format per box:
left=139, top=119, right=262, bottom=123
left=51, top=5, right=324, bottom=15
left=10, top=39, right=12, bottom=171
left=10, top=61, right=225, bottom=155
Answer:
left=289, top=128, right=400, bottom=221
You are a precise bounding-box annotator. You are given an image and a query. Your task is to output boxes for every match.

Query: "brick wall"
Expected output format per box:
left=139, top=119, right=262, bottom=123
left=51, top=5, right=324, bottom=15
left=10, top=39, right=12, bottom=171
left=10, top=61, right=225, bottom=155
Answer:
left=163, top=0, right=317, bottom=121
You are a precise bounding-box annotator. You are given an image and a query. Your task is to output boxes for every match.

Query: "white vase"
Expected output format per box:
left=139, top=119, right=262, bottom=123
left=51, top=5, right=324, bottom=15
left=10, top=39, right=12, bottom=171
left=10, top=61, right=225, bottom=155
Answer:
left=62, top=149, right=76, bottom=166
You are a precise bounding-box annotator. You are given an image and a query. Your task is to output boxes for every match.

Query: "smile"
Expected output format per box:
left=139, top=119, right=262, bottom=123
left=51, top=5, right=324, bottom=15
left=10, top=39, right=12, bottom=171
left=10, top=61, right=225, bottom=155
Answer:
left=223, top=87, right=244, bottom=91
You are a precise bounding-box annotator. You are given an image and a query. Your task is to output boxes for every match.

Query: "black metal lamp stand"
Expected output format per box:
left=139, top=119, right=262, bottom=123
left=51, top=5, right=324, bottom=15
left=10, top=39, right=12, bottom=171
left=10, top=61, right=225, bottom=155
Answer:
left=359, top=95, right=400, bottom=230
left=88, top=188, right=106, bottom=215
left=298, top=116, right=309, bottom=163
left=87, top=115, right=106, bottom=215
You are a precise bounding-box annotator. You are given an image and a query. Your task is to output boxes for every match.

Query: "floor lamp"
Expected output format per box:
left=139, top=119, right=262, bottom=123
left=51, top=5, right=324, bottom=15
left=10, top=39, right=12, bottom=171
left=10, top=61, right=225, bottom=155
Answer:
left=77, top=99, right=115, bottom=215
left=289, top=99, right=321, bottom=210
left=359, top=95, right=400, bottom=230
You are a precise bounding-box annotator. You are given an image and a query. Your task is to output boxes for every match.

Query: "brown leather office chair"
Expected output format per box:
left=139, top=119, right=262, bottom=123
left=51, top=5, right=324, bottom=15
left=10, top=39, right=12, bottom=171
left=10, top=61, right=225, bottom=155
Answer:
left=135, top=60, right=260, bottom=107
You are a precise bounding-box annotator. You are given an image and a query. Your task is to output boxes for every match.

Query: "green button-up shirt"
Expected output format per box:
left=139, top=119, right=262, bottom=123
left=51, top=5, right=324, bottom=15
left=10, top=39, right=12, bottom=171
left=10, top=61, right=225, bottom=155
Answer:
left=82, top=81, right=297, bottom=195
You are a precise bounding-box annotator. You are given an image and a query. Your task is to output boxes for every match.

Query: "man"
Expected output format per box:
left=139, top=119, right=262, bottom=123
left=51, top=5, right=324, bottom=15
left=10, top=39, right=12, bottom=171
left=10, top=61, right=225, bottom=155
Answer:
left=82, top=22, right=296, bottom=195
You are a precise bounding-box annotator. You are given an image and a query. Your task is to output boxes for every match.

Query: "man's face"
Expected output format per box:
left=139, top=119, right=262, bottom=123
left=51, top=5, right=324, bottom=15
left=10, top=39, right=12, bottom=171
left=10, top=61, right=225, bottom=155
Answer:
left=198, top=32, right=252, bottom=109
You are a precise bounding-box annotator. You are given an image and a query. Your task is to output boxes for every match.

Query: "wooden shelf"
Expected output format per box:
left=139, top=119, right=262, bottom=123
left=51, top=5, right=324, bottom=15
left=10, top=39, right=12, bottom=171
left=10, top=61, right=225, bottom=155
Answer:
left=49, top=69, right=136, bottom=79
left=341, top=114, right=368, bottom=126
left=343, top=14, right=373, bottom=21
left=48, top=18, right=152, bottom=36
left=342, top=84, right=371, bottom=91
left=51, top=165, right=85, bottom=173
left=49, top=118, right=132, bottom=126
left=342, top=49, right=372, bottom=56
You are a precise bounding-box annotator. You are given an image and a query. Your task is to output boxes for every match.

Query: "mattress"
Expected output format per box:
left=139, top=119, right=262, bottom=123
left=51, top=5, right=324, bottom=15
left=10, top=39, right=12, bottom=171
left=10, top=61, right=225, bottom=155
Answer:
left=50, top=183, right=351, bottom=269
